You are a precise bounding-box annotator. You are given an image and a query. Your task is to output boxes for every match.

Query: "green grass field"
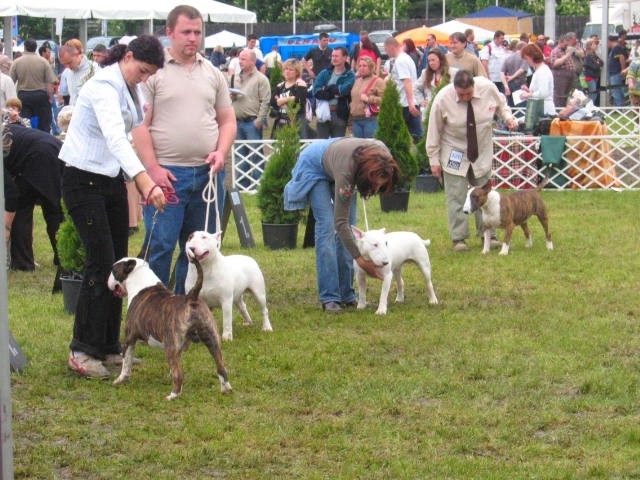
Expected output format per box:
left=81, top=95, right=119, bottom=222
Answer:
left=7, top=189, right=640, bottom=479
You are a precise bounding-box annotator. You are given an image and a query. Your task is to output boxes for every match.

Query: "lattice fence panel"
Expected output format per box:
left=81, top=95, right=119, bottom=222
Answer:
left=232, top=109, right=640, bottom=193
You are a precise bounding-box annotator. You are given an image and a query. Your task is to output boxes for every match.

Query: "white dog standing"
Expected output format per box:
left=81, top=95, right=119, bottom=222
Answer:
left=352, top=227, right=438, bottom=315
left=185, top=231, right=272, bottom=341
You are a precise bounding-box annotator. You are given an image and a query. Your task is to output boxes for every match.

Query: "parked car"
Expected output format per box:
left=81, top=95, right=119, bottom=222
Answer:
left=580, top=23, right=623, bottom=46
left=86, top=35, right=121, bottom=53
left=368, top=30, right=395, bottom=59
left=314, top=24, right=339, bottom=33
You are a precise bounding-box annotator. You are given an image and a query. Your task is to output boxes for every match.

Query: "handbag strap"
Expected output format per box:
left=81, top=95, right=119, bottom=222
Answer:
left=363, top=76, right=378, bottom=95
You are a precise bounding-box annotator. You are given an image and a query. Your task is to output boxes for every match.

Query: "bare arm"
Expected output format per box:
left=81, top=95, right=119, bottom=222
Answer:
left=500, top=71, right=510, bottom=94
left=552, top=50, right=572, bottom=68
left=303, top=59, right=316, bottom=79
left=205, top=105, right=236, bottom=173
left=403, top=78, right=419, bottom=116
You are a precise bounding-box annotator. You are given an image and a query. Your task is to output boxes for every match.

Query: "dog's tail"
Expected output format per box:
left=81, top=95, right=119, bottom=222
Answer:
left=423, top=239, right=431, bottom=248
left=186, top=257, right=204, bottom=300
left=536, top=177, right=550, bottom=192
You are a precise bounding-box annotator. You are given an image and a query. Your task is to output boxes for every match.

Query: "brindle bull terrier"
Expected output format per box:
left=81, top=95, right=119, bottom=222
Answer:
left=107, top=257, right=232, bottom=400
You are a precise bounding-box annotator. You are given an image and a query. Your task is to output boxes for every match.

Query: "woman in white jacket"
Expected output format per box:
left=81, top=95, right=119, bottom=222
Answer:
left=518, top=43, right=556, bottom=115
left=59, top=35, right=166, bottom=378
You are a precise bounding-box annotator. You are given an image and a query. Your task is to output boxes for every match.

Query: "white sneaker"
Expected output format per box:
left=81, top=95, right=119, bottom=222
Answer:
left=68, top=352, right=110, bottom=379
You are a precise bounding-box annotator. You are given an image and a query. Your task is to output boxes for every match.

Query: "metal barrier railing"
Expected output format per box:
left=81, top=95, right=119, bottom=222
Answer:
left=231, top=107, right=640, bottom=193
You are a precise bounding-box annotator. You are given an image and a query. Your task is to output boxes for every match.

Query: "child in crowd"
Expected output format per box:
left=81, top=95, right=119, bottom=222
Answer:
left=3, top=98, right=31, bottom=128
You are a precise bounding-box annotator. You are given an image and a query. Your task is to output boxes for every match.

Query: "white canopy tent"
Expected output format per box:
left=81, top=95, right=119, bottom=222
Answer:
left=2, top=0, right=256, bottom=22
left=2, top=0, right=255, bottom=57
left=431, top=20, right=495, bottom=44
left=204, top=29, right=246, bottom=48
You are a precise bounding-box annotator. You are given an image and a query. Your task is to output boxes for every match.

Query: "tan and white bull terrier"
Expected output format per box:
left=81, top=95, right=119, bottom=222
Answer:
left=463, top=180, right=554, bottom=255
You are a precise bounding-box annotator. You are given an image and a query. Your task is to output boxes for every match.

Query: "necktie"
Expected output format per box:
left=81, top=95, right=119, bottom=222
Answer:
left=467, top=101, right=478, bottom=163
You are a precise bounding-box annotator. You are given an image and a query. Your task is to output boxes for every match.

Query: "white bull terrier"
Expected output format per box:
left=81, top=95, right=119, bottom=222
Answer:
left=185, top=231, right=272, bottom=341
left=351, top=227, right=438, bottom=315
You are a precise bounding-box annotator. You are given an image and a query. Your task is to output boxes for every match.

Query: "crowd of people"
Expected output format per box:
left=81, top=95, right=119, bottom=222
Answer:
left=1, top=8, right=639, bottom=377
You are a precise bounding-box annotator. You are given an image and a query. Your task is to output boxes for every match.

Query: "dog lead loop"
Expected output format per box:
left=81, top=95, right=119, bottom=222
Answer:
left=202, top=168, right=221, bottom=234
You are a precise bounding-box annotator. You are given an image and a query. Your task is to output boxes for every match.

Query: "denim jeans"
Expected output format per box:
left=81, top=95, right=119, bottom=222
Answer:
left=308, top=180, right=357, bottom=304
left=62, top=167, right=128, bottom=359
left=609, top=73, right=625, bottom=106
left=236, top=119, right=263, bottom=188
left=143, top=164, right=224, bottom=294
left=316, top=111, right=347, bottom=138
left=586, top=79, right=600, bottom=105
left=352, top=117, right=378, bottom=138
left=402, top=106, right=423, bottom=143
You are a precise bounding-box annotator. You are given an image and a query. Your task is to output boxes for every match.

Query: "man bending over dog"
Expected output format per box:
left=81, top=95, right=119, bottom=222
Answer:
left=426, top=69, right=518, bottom=252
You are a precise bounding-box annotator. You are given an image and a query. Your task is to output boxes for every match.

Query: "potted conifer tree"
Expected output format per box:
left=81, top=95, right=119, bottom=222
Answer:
left=56, top=203, right=85, bottom=314
left=374, top=81, right=419, bottom=211
left=415, top=71, right=450, bottom=193
left=257, top=111, right=303, bottom=249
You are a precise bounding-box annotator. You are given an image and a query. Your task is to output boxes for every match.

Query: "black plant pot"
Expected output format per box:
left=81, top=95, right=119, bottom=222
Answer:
left=380, top=189, right=410, bottom=212
left=60, top=273, right=83, bottom=315
left=415, top=174, right=442, bottom=193
left=262, top=222, right=298, bottom=250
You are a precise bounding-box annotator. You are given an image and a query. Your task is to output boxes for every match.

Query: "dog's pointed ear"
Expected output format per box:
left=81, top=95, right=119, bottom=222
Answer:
left=380, top=228, right=386, bottom=235
left=351, top=226, right=364, bottom=238
left=482, top=180, right=493, bottom=192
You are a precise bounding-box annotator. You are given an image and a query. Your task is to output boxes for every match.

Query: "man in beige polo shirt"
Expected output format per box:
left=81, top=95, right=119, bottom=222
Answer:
left=229, top=48, right=270, bottom=188
left=132, top=4, right=237, bottom=294
left=9, top=38, right=57, bottom=132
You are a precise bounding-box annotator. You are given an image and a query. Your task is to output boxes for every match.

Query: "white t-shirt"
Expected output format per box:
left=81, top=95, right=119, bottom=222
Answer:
left=479, top=41, right=507, bottom=82
left=250, top=47, right=264, bottom=61
left=227, top=57, right=240, bottom=74
left=264, top=50, right=281, bottom=68
left=388, top=52, right=417, bottom=107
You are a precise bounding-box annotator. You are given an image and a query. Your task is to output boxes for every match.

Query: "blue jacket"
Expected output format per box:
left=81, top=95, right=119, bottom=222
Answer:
left=284, top=138, right=342, bottom=211
left=312, top=65, right=355, bottom=120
